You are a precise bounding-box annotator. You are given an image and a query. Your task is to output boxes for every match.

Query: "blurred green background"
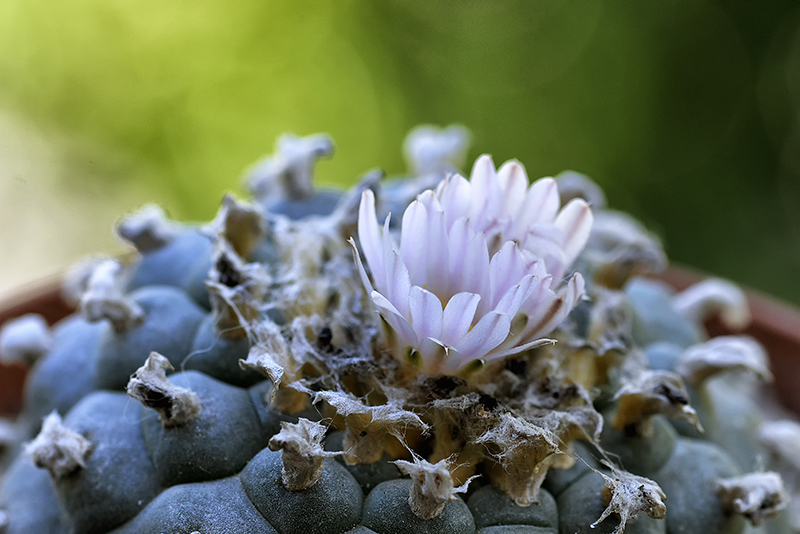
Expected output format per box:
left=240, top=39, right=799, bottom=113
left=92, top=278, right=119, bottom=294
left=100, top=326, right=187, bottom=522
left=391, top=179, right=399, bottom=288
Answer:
left=1, top=0, right=799, bottom=305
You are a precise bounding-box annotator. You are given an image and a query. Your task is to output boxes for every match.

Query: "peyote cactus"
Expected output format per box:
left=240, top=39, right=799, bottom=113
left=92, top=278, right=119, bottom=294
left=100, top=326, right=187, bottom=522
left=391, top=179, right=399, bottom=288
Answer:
left=0, top=126, right=797, bottom=534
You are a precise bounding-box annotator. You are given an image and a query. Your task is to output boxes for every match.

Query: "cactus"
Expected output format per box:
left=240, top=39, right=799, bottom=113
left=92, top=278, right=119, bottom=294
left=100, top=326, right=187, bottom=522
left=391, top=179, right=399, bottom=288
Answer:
left=0, top=126, right=796, bottom=534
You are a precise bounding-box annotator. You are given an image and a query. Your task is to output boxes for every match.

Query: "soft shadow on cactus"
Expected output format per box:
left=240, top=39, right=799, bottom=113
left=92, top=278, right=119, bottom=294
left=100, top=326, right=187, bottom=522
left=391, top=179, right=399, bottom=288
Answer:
left=0, top=125, right=796, bottom=534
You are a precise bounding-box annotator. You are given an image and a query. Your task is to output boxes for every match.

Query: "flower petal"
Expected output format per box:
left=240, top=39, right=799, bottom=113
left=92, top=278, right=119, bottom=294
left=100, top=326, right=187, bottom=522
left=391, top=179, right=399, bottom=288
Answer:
left=514, top=177, right=560, bottom=233
left=400, top=199, right=428, bottom=287
left=485, top=337, right=556, bottom=363
left=555, top=198, right=593, bottom=268
left=522, top=224, right=567, bottom=283
left=416, top=192, right=450, bottom=295
left=518, top=272, right=554, bottom=316
left=435, top=345, right=472, bottom=376
left=356, top=153, right=594, bottom=376
left=455, top=310, right=512, bottom=362
left=522, top=272, right=585, bottom=340
left=383, top=248, right=412, bottom=318
left=497, top=160, right=529, bottom=218
left=371, top=291, right=418, bottom=348
left=448, top=218, right=490, bottom=298
left=468, top=155, right=498, bottom=228
left=409, top=286, right=444, bottom=341
left=416, top=337, right=448, bottom=373
left=357, top=190, right=385, bottom=282
left=487, top=242, right=527, bottom=311
left=493, top=274, right=537, bottom=317
left=441, top=292, right=481, bottom=345
left=349, top=238, right=375, bottom=296
left=435, top=173, right=472, bottom=227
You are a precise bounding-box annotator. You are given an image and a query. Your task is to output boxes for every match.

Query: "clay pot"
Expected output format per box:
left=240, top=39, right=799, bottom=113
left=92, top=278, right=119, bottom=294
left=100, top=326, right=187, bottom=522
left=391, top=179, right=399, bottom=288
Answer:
left=0, top=276, right=73, bottom=416
left=1, top=267, right=799, bottom=417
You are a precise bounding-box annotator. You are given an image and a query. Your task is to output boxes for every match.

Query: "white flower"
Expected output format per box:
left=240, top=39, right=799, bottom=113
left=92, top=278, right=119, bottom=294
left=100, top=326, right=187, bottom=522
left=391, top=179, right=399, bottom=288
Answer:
left=433, top=155, right=593, bottom=283
left=352, top=155, right=593, bottom=375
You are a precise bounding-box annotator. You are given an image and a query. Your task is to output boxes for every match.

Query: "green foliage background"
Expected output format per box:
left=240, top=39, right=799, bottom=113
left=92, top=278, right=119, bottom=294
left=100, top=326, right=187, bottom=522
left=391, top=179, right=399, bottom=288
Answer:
left=1, top=0, right=799, bottom=304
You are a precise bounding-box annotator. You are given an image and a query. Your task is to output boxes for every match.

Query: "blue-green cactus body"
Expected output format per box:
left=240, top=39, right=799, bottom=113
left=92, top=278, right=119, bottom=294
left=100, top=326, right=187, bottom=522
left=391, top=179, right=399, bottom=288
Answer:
left=140, top=371, right=270, bottom=486
left=467, top=485, right=558, bottom=533
left=94, top=285, right=205, bottom=390
left=651, top=439, right=745, bottom=534
left=626, top=278, right=703, bottom=349
left=557, top=471, right=666, bottom=534
left=127, top=230, right=214, bottom=310
left=362, top=479, right=476, bottom=534
left=21, top=315, right=103, bottom=437
left=241, top=449, right=364, bottom=534
left=185, top=314, right=262, bottom=387
left=109, top=477, right=278, bottom=534
left=57, top=392, right=161, bottom=534
left=0, top=454, right=67, bottom=534
left=267, top=190, right=343, bottom=220
left=598, top=414, right=678, bottom=477
left=542, top=441, right=599, bottom=498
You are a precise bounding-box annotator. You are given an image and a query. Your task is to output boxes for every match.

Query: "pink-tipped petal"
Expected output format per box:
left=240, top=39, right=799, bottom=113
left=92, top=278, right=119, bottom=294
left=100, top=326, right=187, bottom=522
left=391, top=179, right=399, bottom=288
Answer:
left=518, top=273, right=555, bottom=316
left=555, top=199, right=593, bottom=267
left=543, top=272, right=585, bottom=332
left=497, top=160, right=529, bottom=218
left=468, top=155, right=498, bottom=224
left=517, top=177, right=560, bottom=229
left=447, top=217, right=472, bottom=288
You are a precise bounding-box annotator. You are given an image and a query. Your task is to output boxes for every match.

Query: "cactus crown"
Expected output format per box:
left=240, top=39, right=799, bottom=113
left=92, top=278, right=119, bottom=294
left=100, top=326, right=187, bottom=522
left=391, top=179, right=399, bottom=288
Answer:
left=9, top=126, right=794, bottom=534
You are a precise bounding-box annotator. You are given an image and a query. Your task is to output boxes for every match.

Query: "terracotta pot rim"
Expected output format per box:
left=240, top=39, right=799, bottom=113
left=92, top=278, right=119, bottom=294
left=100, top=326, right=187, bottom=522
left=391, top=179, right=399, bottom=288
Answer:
left=0, top=273, right=71, bottom=328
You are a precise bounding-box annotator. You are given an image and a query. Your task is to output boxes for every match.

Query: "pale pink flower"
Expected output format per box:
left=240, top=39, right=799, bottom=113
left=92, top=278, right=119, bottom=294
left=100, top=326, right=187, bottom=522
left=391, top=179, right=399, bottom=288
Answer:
left=352, top=156, right=593, bottom=375
left=434, top=155, right=593, bottom=283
